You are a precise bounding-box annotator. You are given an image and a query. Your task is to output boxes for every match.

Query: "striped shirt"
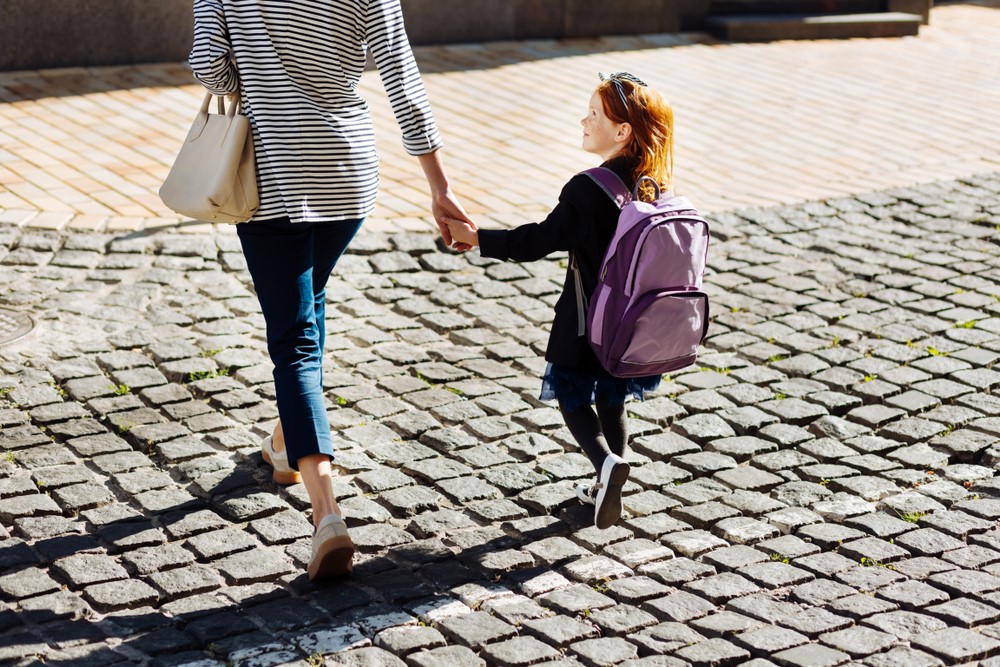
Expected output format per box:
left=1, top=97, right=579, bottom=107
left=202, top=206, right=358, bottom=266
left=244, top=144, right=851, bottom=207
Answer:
left=189, top=0, right=444, bottom=224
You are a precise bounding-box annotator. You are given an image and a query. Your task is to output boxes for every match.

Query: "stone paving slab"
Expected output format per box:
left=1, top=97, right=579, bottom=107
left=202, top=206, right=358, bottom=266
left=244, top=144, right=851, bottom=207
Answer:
left=0, top=170, right=999, bottom=665
left=1, top=2, right=999, bottom=235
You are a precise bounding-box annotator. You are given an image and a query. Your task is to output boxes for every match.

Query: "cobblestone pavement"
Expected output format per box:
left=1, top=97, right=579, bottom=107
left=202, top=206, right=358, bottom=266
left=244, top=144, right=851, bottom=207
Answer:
left=1, top=1, right=999, bottom=235
left=0, top=169, right=999, bottom=666
left=3, top=2, right=1000, bottom=665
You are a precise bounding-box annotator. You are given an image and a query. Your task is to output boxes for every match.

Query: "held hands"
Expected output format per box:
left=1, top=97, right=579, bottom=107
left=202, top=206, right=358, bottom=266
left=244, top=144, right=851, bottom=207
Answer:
left=432, top=189, right=477, bottom=252
left=416, top=150, right=477, bottom=251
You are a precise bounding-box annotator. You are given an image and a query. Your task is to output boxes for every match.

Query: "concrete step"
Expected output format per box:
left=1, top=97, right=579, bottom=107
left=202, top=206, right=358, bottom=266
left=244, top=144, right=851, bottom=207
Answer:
left=710, top=0, right=883, bottom=16
left=706, top=11, right=922, bottom=41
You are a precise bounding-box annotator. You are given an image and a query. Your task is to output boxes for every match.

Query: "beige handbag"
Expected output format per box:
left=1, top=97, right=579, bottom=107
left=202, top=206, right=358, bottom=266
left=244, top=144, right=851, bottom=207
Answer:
left=160, top=92, right=259, bottom=224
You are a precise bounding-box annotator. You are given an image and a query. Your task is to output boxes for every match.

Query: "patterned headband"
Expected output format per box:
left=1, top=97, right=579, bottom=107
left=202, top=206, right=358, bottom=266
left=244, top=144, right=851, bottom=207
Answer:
left=599, top=72, right=648, bottom=110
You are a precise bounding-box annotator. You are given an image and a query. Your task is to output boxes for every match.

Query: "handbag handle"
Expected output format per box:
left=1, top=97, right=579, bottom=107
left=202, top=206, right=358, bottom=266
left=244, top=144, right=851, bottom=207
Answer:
left=197, top=92, right=241, bottom=117
left=189, top=92, right=243, bottom=144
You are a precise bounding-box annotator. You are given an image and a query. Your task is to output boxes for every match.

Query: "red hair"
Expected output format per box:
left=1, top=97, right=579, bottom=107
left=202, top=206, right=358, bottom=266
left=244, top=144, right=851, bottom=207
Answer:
left=596, top=79, right=674, bottom=202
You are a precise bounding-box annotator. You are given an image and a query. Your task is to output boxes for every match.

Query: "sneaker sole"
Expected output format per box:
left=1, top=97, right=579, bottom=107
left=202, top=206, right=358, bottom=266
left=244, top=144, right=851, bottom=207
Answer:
left=595, top=461, right=630, bottom=530
left=307, top=534, right=355, bottom=580
left=261, top=447, right=302, bottom=485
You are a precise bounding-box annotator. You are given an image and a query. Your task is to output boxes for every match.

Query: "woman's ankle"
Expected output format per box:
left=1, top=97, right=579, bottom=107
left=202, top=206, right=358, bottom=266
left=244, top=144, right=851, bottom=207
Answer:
left=271, top=422, right=285, bottom=453
left=298, top=454, right=340, bottom=528
left=313, top=502, right=342, bottom=530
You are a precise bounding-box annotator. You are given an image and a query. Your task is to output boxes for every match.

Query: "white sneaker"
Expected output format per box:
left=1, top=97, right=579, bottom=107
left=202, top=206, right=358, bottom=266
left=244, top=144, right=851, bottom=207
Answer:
left=261, top=435, right=301, bottom=485
left=576, top=481, right=598, bottom=506
left=594, top=453, right=630, bottom=530
left=308, top=513, right=354, bottom=580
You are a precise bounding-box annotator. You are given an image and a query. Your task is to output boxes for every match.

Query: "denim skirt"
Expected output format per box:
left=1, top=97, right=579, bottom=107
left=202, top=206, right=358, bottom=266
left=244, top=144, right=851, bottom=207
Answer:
left=539, top=362, right=661, bottom=411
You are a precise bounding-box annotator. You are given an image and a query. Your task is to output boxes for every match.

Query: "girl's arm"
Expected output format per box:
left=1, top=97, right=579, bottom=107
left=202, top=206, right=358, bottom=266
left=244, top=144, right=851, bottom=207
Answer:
left=189, top=0, right=240, bottom=95
left=453, top=176, right=591, bottom=261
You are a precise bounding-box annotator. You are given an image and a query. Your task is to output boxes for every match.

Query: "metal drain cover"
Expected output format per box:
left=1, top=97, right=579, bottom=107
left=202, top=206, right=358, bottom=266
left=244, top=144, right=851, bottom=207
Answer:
left=0, top=308, right=33, bottom=345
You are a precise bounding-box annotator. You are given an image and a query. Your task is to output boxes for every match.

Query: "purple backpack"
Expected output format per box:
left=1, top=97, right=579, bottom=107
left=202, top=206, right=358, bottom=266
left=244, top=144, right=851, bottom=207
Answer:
left=572, top=167, right=710, bottom=378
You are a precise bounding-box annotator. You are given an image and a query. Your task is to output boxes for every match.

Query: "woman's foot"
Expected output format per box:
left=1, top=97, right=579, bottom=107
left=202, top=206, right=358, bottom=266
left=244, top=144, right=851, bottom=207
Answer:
left=308, top=512, right=354, bottom=580
left=594, top=453, right=630, bottom=529
left=298, top=453, right=352, bottom=579
left=261, top=431, right=301, bottom=485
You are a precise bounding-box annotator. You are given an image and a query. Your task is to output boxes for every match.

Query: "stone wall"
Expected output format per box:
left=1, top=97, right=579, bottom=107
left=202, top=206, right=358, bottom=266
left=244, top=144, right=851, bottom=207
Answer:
left=1, top=0, right=194, bottom=71
left=398, top=0, right=694, bottom=43
left=0, top=1, right=691, bottom=72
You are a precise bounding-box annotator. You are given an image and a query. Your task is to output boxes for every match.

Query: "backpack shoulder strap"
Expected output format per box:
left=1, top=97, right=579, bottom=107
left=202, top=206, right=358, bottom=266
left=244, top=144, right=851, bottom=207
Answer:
left=582, top=167, right=631, bottom=209
left=572, top=168, right=630, bottom=337
left=571, top=168, right=637, bottom=337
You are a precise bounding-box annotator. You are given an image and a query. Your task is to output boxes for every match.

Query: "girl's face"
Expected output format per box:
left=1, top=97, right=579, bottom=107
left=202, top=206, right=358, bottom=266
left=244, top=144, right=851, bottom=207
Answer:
left=581, top=91, right=625, bottom=160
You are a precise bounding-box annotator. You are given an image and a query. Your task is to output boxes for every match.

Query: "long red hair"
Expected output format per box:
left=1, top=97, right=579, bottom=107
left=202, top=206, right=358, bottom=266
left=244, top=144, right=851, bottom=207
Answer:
left=596, top=79, right=674, bottom=202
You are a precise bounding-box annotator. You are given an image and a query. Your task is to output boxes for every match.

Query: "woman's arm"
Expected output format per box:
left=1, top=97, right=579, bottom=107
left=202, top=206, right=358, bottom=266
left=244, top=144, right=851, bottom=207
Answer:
left=365, top=0, right=442, bottom=156
left=189, top=0, right=240, bottom=95
left=367, top=0, right=474, bottom=243
left=419, top=150, right=473, bottom=250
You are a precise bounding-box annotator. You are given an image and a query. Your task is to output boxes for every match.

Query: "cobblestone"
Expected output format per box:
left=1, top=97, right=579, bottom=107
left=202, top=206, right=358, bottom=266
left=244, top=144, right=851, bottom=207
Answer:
left=642, top=590, right=716, bottom=623
left=778, top=607, right=854, bottom=637
left=911, top=626, right=1000, bottom=662
left=674, top=637, right=750, bottom=665
left=829, top=593, right=899, bottom=621
left=864, top=646, right=944, bottom=667
left=720, top=597, right=793, bottom=629
left=734, top=625, right=810, bottom=656
left=862, top=610, right=948, bottom=640
left=788, top=580, right=854, bottom=608
left=772, top=644, right=852, bottom=667
left=689, top=610, right=762, bottom=639
left=926, top=597, right=1000, bottom=627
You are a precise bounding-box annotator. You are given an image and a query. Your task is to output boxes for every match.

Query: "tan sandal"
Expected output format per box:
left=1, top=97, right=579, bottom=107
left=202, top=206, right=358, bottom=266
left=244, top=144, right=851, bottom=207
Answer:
left=260, top=435, right=302, bottom=485
left=308, top=513, right=354, bottom=580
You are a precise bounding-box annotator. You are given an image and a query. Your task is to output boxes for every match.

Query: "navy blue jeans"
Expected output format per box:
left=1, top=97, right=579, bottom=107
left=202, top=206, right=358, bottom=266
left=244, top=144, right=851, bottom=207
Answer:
left=237, top=216, right=364, bottom=470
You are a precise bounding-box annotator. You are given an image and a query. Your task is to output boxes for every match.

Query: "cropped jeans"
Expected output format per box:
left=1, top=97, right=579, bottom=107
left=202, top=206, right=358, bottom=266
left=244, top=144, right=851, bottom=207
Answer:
left=237, top=216, right=364, bottom=470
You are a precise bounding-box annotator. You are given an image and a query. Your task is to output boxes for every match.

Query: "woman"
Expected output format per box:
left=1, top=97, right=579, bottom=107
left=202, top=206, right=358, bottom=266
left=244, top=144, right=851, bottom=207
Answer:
left=189, top=0, right=473, bottom=579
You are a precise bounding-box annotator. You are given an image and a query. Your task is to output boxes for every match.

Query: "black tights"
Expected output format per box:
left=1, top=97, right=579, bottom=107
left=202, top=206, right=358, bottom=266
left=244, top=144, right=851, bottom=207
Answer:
left=559, top=399, right=629, bottom=475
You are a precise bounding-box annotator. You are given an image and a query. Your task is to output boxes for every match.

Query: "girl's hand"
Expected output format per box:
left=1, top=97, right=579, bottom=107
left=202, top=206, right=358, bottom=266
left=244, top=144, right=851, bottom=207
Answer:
left=444, top=217, right=478, bottom=250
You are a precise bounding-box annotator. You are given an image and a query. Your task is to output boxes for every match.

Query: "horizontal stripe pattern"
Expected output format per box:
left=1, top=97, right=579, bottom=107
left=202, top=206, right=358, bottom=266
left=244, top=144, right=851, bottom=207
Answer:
left=189, top=0, right=443, bottom=223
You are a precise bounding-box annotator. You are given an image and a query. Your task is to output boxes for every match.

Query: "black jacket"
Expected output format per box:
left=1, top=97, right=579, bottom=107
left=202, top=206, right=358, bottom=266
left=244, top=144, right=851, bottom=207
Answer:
left=478, top=156, right=637, bottom=371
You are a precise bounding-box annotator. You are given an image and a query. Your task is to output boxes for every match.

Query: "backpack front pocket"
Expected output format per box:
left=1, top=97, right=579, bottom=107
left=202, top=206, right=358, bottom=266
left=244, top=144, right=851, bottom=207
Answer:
left=611, top=290, right=709, bottom=374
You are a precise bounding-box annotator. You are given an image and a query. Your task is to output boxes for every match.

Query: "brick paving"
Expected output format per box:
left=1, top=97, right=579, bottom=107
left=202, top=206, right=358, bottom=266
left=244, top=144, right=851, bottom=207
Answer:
left=0, top=2, right=999, bottom=235
left=2, top=3, right=1000, bottom=667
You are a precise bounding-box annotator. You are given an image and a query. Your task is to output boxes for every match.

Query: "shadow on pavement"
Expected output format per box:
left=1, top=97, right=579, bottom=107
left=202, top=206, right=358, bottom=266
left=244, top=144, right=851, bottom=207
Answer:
left=1, top=442, right=598, bottom=665
left=0, top=35, right=703, bottom=103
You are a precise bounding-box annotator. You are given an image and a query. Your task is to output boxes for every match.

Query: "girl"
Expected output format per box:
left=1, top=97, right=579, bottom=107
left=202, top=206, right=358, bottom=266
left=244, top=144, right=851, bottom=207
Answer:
left=445, top=72, right=673, bottom=530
